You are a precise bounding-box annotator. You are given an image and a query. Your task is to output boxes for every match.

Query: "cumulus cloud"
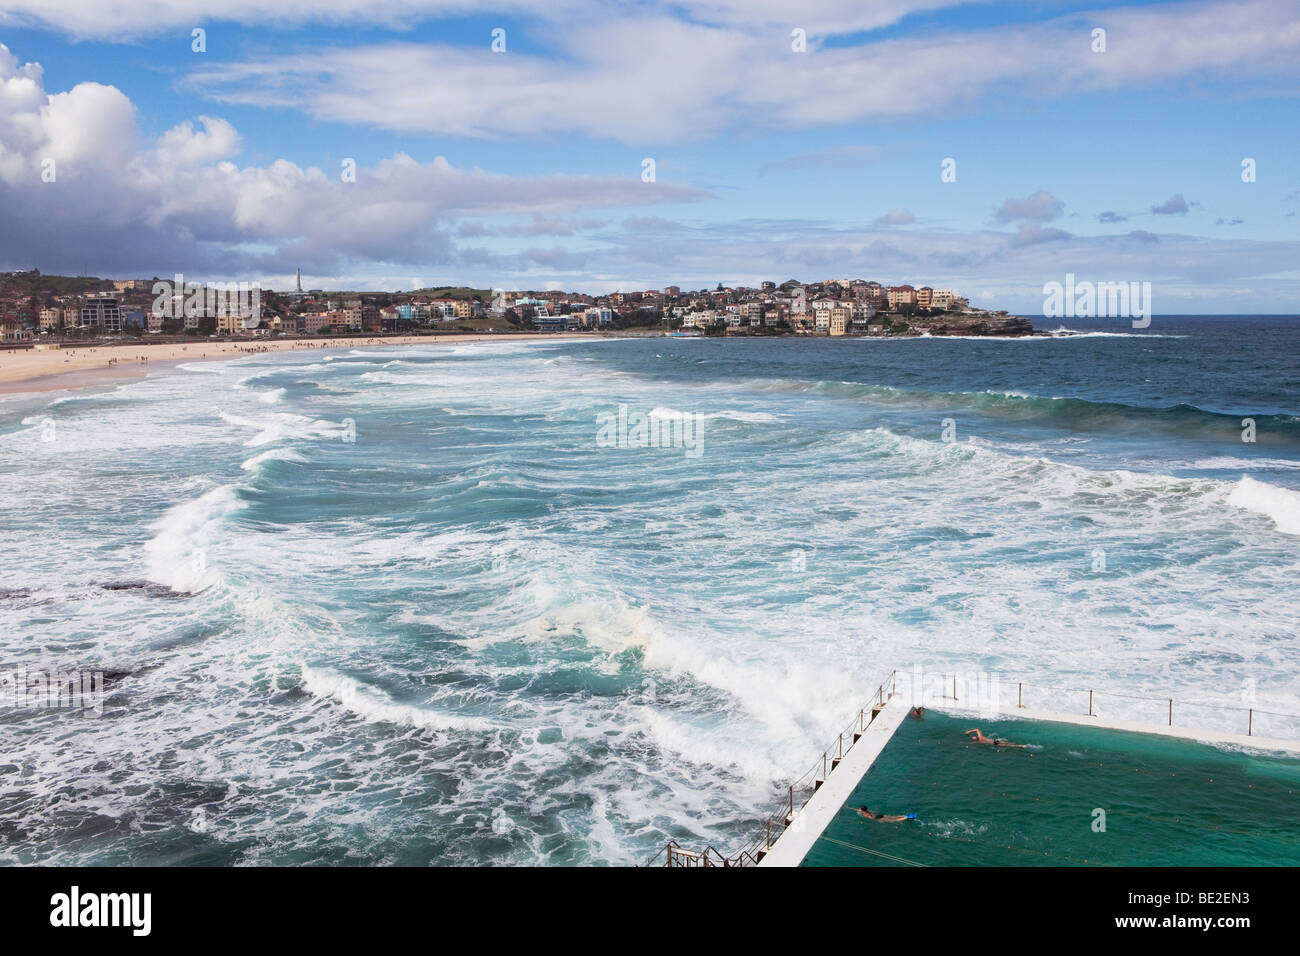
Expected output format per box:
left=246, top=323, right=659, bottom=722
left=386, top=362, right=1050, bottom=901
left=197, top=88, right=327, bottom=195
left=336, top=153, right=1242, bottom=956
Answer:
left=996, top=190, right=1064, bottom=223
left=1012, top=223, right=1071, bottom=246
left=0, top=44, right=708, bottom=278
left=622, top=216, right=685, bottom=232
left=1097, top=210, right=1127, bottom=223
left=155, top=116, right=242, bottom=166
left=1151, top=193, right=1189, bottom=215
left=459, top=216, right=607, bottom=237
left=874, top=208, right=916, bottom=226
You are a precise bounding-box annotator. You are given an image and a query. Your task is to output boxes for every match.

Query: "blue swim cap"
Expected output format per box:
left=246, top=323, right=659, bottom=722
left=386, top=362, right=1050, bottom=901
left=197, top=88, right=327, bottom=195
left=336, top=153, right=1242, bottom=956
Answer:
left=905, top=813, right=917, bottom=819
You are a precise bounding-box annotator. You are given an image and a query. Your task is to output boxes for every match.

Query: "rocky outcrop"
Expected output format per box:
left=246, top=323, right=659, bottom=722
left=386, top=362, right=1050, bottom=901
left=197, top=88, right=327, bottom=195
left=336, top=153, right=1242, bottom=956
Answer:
left=886, top=313, right=1037, bottom=337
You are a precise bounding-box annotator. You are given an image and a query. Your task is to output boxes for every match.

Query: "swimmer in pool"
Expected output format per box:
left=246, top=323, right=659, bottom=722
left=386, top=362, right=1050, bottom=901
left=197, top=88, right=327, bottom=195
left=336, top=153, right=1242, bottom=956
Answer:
left=965, top=728, right=1026, bottom=748
left=857, top=806, right=915, bottom=823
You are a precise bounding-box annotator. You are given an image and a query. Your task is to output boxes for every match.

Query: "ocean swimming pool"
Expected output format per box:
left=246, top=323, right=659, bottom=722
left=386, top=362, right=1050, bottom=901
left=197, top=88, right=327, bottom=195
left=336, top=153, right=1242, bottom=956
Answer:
left=802, top=711, right=1300, bottom=866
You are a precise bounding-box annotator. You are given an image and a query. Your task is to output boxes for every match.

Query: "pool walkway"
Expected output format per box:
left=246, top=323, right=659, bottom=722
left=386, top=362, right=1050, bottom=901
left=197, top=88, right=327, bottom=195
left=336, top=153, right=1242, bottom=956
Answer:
left=759, top=693, right=911, bottom=865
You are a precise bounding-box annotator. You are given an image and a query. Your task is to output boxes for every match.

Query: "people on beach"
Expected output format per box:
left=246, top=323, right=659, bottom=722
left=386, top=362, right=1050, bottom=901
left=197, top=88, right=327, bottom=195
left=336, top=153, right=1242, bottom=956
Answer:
left=2, top=333, right=511, bottom=390
left=857, top=806, right=915, bottom=823
left=964, top=728, right=1026, bottom=748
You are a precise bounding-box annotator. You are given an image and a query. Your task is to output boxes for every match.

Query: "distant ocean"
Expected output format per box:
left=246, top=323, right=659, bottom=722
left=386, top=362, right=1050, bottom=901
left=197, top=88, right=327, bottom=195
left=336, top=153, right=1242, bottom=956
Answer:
left=1, top=315, right=1297, bottom=865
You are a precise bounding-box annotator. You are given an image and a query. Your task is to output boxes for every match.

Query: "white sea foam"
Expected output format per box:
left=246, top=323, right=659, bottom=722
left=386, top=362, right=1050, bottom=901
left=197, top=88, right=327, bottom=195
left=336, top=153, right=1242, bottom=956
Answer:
left=521, top=595, right=658, bottom=660
left=240, top=448, right=308, bottom=473
left=219, top=410, right=348, bottom=447
left=1227, top=476, right=1300, bottom=536
left=1045, top=326, right=1188, bottom=339
left=176, top=362, right=225, bottom=373
left=143, top=484, right=245, bottom=591
left=1192, top=456, right=1300, bottom=472
left=301, top=665, right=491, bottom=732
left=704, top=409, right=781, bottom=424
left=648, top=406, right=690, bottom=420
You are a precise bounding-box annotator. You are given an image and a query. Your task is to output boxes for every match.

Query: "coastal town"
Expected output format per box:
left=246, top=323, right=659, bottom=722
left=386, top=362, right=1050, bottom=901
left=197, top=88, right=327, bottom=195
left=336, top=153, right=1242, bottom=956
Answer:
left=0, top=269, right=1035, bottom=344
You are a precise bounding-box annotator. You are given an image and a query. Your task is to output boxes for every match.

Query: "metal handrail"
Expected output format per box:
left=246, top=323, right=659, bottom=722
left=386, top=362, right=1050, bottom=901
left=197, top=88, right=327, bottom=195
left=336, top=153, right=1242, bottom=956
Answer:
left=644, top=667, right=1300, bottom=866
left=998, top=677, right=1300, bottom=738
left=644, top=669, right=898, bottom=866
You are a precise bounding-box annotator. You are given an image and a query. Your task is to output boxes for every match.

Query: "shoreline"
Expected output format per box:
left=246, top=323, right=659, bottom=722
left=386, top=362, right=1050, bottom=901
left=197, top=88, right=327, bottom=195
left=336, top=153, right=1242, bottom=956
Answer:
left=0, top=333, right=594, bottom=395
left=0, top=319, right=1047, bottom=395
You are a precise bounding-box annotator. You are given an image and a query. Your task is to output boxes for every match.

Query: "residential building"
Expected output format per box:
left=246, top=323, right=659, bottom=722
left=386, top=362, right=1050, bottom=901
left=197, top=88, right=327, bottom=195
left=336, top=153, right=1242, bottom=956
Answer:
left=887, top=285, right=917, bottom=309
left=80, top=296, right=122, bottom=331
left=302, top=313, right=337, bottom=334
left=0, top=316, right=31, bottom=341
left=534, top=313, right=572, bottom=332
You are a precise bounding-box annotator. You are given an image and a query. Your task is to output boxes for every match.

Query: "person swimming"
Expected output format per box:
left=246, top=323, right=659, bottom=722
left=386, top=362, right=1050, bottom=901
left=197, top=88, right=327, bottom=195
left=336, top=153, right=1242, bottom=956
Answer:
left=965, top=728, right=1027, bottom=748
left=857, top=806, right=916, bottom=823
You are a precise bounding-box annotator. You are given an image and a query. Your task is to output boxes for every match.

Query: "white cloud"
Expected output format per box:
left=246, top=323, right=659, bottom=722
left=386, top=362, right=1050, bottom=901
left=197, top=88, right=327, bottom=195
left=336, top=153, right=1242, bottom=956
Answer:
left=0, top=44, right=708, bottom=278
left=180, top=0, right=1300, bottom=143
left=1012, top=223, right=1071, bottom=246
left=1151, top=193, right=1190, bottom=215
left=875, top=209, right=916, bottom=226
left=996, top=190, right=1064, bottom=223
left=156, top=116, right=242, bottom=166
left=0, top=0, right=970, bottom=41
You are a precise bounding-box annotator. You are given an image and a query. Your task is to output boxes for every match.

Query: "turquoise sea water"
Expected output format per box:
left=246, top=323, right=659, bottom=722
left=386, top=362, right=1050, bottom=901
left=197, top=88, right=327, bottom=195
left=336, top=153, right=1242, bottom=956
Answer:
left=802, top=711, right=1300, bottom=867
left=0, top=317, right=1297, bottom=864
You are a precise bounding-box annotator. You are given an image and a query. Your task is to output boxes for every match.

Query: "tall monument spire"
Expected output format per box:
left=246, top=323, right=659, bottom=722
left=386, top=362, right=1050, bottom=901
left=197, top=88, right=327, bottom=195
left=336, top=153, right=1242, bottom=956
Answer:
left=295, top=268, right=302, bottom=293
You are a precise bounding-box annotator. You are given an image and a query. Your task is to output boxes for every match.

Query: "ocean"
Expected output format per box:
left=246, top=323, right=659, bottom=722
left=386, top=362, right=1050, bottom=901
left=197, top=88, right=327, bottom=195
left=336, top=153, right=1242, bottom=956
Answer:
left=0, top=315, right=1297, bottom=865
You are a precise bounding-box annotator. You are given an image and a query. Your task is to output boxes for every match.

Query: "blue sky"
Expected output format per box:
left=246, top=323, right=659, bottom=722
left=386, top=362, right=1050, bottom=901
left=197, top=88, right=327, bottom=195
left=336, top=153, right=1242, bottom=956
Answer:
left=0, top=0, right=1297, bottom=312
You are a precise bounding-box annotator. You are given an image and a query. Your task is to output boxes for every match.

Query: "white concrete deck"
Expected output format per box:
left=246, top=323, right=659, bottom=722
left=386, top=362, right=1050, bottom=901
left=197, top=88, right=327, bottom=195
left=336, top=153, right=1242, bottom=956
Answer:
left=967, top=704, right=1300, bottom=755
left=758, top=693, right=910, bottom=867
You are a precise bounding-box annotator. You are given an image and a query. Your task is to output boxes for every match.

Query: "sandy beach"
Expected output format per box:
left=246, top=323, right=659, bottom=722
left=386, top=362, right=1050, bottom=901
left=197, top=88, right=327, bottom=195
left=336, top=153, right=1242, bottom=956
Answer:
left=0, top=333, right=592, bottom=394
